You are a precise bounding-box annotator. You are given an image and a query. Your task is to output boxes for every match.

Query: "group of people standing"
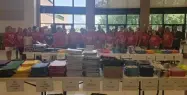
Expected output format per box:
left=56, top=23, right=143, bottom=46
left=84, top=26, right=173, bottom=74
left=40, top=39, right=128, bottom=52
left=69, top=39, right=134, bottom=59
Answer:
left=3, top=25, right=184, bottom=60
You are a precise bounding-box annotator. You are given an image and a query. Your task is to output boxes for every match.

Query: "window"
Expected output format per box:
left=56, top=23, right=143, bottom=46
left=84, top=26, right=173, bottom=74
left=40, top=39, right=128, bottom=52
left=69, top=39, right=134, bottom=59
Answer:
left=74, top=0, right=86, bottom=7
left=95, top=0, right=108, bottom=8
left=164, top=14, right=185, bottom=24
left=74, top=15, right=86, bottom=24
left=108, top=15, right=126, bottom=24
left=41, top=13, right=53, bottom=23
left=95, top=15, right=107, bottom=24
left=151, top=25, right=162, bottom=30
left=95, top=0, right=140, bottom=8
left=40, top=0, right=53, bottom=6
left=41, top=24, right=52, bottom=28
left=74, top=25, right=86, bottom=32
left=127, top=15, right=139, bottom=24
left=149, top=14, right=163, bottom=24
left=95, top=25, right=106, bottom=32
left=54, top=0, right=72, bottom=6
left=55, top=14, right=73, bottom=23
left=127, top=25, right=139, bottom=31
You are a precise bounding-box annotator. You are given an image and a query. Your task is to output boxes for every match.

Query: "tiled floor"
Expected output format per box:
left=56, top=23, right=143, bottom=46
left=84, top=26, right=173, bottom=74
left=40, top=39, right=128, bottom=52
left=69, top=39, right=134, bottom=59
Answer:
left=0, top=50, right=185, bottom=95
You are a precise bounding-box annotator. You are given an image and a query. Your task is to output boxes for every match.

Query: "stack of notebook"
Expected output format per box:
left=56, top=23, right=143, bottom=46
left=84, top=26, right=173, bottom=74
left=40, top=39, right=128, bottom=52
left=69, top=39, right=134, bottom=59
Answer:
left=13, top=60, right=40, bottom=77
left=83, top=54, right=100, bottom=77
left=67, top=55, right=83, bottom=77
left=0, top=60, right=24, bottom=77
left=30, top=62, right=50, bottom=77
left=67, top=49, right=82, bottom=55
left=0, top=60, right=10, bottom=68
left=49, top=60, right=67, bottom=77
left=83, top=50, right=97, bottom=57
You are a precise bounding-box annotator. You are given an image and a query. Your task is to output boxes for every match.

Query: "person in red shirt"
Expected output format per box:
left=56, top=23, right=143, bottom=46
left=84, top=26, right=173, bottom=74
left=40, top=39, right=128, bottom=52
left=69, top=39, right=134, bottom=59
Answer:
left=105, top=30, right=114, bottom=49
left=84, top=29, right=95, bottom=45
left=135, top=28, right=142, bottom=45
left=163, top=27, right=174, bottom=49
left=126, top=31, right=138, bottom=47
left=95, top=25, right=106, bottom=49
left=115, top=27, right=125, bottom=48
left=53, top=27, right=67, bottom=48
left=68, top=28, right=81, bottom=49
left=79, top=28, right=86, bottom=48
left=139, top=32, right=150, bottom=49
left=149, top=31, right=162, bottom=49
left=26, top=27, right=32, bottom=36
left=3, top=26, right=16, bottom=60
left=32, top=27, right=45, bottom=44
left=15, top=28, right=25, bottom=59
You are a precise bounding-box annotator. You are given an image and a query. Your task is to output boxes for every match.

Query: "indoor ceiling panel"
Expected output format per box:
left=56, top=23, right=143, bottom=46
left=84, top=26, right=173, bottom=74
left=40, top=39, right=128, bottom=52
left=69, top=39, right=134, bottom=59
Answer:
left=127, top=0, right=140, bottom=8
left=150, top=0, right=164, bottom=8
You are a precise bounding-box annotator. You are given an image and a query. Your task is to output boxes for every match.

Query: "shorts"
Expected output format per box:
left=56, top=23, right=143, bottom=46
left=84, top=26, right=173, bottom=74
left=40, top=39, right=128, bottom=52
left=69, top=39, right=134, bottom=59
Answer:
left=5, top=47, right=13, bottom=51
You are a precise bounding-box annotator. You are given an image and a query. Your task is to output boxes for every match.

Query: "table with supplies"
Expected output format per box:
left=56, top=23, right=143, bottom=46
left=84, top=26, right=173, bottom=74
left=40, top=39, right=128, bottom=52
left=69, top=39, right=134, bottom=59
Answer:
left=0, top=48, right=185, bottom=95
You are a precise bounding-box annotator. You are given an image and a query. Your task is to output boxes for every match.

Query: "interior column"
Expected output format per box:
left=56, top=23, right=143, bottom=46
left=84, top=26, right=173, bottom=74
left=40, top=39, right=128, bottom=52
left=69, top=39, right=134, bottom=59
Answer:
left=86, top=0, right=95, bottom=31
left=140, top=0, right=150, bottom=32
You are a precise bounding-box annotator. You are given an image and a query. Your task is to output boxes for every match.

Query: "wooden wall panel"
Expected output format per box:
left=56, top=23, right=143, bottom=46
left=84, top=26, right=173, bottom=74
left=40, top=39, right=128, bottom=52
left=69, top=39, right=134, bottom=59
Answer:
left=0, top=10, right=24, bottom=20
left=0, top=0, right=24, bottom=11
left=0, top=0, right=24, bottom=20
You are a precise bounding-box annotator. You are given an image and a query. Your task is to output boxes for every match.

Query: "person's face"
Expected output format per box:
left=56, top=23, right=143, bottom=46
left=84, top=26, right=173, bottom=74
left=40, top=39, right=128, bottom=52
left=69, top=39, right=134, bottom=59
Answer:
left=152, top=31, right=156, bottom=35
left=120, top=27, right=124, bottom=31
left=70, top=28, right=75, bottom=32
left=44, top=28, right=48, bottom=33
left=124, top=28, right=128, bottom=32
left=36, top=27, right=39, bottom=32
left=18, top=28, right=22, bottom=32
left=98, top=26, right=101, bottom=30
left=7, top=27, right=12, bottom=32
left=136, top=28, right=140, bottom=31
left=165, top=28, right=170, bottom=32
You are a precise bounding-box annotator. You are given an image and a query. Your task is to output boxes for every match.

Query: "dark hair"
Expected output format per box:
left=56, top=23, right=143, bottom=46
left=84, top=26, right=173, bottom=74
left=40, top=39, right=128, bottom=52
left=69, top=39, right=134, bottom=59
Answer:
left=5, top=26, right=12, bottom=32
left=32, top=26, right=37, bottom=31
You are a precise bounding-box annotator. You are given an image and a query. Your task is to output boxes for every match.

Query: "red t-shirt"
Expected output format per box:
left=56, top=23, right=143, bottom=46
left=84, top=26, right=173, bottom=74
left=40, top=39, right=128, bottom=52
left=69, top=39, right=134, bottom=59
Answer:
left=135, top=31, right=143, bottom=43
left=106, top=33, right=113, bottom=44
left=15, top=31, right=24, bottom=47
left=84, top=32, right=95, bottom=45
left=94, top=32, right=106, bottom=49
left=126, top=33, right=138, bottom=46
left=25, top=31, right=32, bottom=36
left=140, top=32, right=150, bottom=46
left=68, top=32, right=81, bottom=45
left=115, top=32, right=125, bottom=44
left=53, top=32, right=66, bottom=47
left=3, top=32, right=16, bottom=47
left=32, top=32, right=44, bottom=43
left=149, top=35, right=161, bottom=48
left=163, top=32, right=174, bottom=48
